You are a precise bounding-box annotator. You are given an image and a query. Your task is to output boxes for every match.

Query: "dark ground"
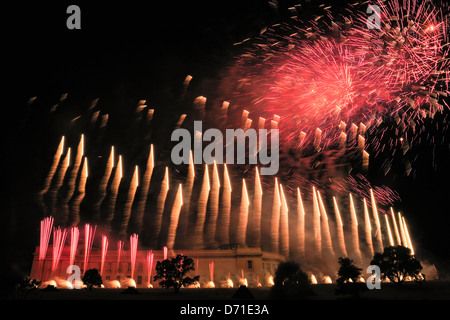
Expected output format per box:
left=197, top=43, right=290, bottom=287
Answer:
left=8, top=281, right=450, bottom=300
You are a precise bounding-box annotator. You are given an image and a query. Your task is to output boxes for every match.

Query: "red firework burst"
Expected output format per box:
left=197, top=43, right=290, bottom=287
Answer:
left=229, top=0, right=449, bottom=150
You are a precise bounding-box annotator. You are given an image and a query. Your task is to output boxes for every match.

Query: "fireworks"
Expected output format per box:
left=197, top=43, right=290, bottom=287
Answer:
left=219, top=0, right=449, bottom=188
left=230, top=0, right=448, bottom=145
left=130, top=233, right=139, bottom=280
left=100, top=235, right=108, bottom=276
left=29, top=0, right=445, bottom=287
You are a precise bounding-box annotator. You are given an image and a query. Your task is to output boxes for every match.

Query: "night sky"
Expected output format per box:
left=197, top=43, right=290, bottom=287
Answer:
left=2, top=0, right=450, bottom=293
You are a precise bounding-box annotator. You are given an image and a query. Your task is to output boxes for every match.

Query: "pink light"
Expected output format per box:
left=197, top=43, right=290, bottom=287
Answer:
left=209, top=261, right=214, bottom=282
left=52, top=227, right=67, bottom=273
left=69, top=226, right=79, bottom=267
left=130, top=234, right=139, bottom=279
left=39, top=216, right=54, bottom=261
left=83, top=223, right=97, bottom=272
left=163, top=246, right=168, bottom=260
left=100, top=235, right=108, bottom=276
left=147, top=250, right=154, bottom=286
left=117, top=240, right=124, bottom=271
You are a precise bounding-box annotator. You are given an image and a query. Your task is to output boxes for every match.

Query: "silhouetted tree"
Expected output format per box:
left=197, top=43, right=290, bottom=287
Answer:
left=336, top=257, right=362, bottom=285
left=269, top=261, right=313, bottom=299
left=335, top=257, right=366, bottom=297
left=153, top=255, right=199, bottom=293
left=82, top=268, right=103, bottom=291
left=370, top=245, right=424, bottom=285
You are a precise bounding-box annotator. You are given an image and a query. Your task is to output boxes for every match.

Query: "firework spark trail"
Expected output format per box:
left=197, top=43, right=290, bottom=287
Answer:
left=312, top=186, right=322, bottom=259
left=248, top=167, right=263, bottom=248
left=205, top=161, right=220, bottom=248
left=317, top=190, right=334, bottom=257
left=105, top=155, right=123, bottom=234
left=402, top=216, right=415, bottom=255
left=193, top=96, right=207, bottom=122
left=296, top=188, right=306, bottom=258
left=69, top=226, right=79, bottom=267
left=49, top=148, right=70, bottom=217
left=119, top=165, right=139, bottom=238
left=385, top=214, right=395, bottom=247
left=234, top=179, right=250, bottom=247
left=39, top=136, right=64, bottom=214
left=176, top=151, right=195, bottom=247
left=333, top=196, right=347, bottom=257
left=83, top=223, right=96, bottom=273
left=349, top=193, right=362, bottom=264
left=179, top=75, right=193, bottom=103
left=217, top=163, right=231, bottom=246
left=63, top=135, right=84, bottom=226
left=39, top=216, right=54, bottom=261
left=398, top=211, right=408, bottom=247
left=146, top=250, right=154, bottom=287
left=270, top=179, right=281, bottom=253
left=117, top=240, right=124, bottom=272
left=93, top=146, right=115, bottom=222
left=163, top=246, right=168, bottom=260
left=331, top=174, right=401, bottom=209
left=130, top=234, right=138, bottom=280
left=71, top=157, right=88, bottom=226
left=166, top=184, right=183, bottom=250
left=100, top=235, right=108, bottom=276
left=279, top=183, right=289, bottom=258
left=209, top=261, right=215, bottom=286
left=38, top=216, right=54, bottom=280
left=370, top=189, right=384, bottom=253
left=390, top=207, right=402, bottom=245
left=152, top=167, right=169, bottom=248
left=363, top=198, right=375, bottom=259
left=193, top=164, right=210, bottom=248
left=134, top=145, right=154, bottom=235
left=51, top=227, right=67, bottom=273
